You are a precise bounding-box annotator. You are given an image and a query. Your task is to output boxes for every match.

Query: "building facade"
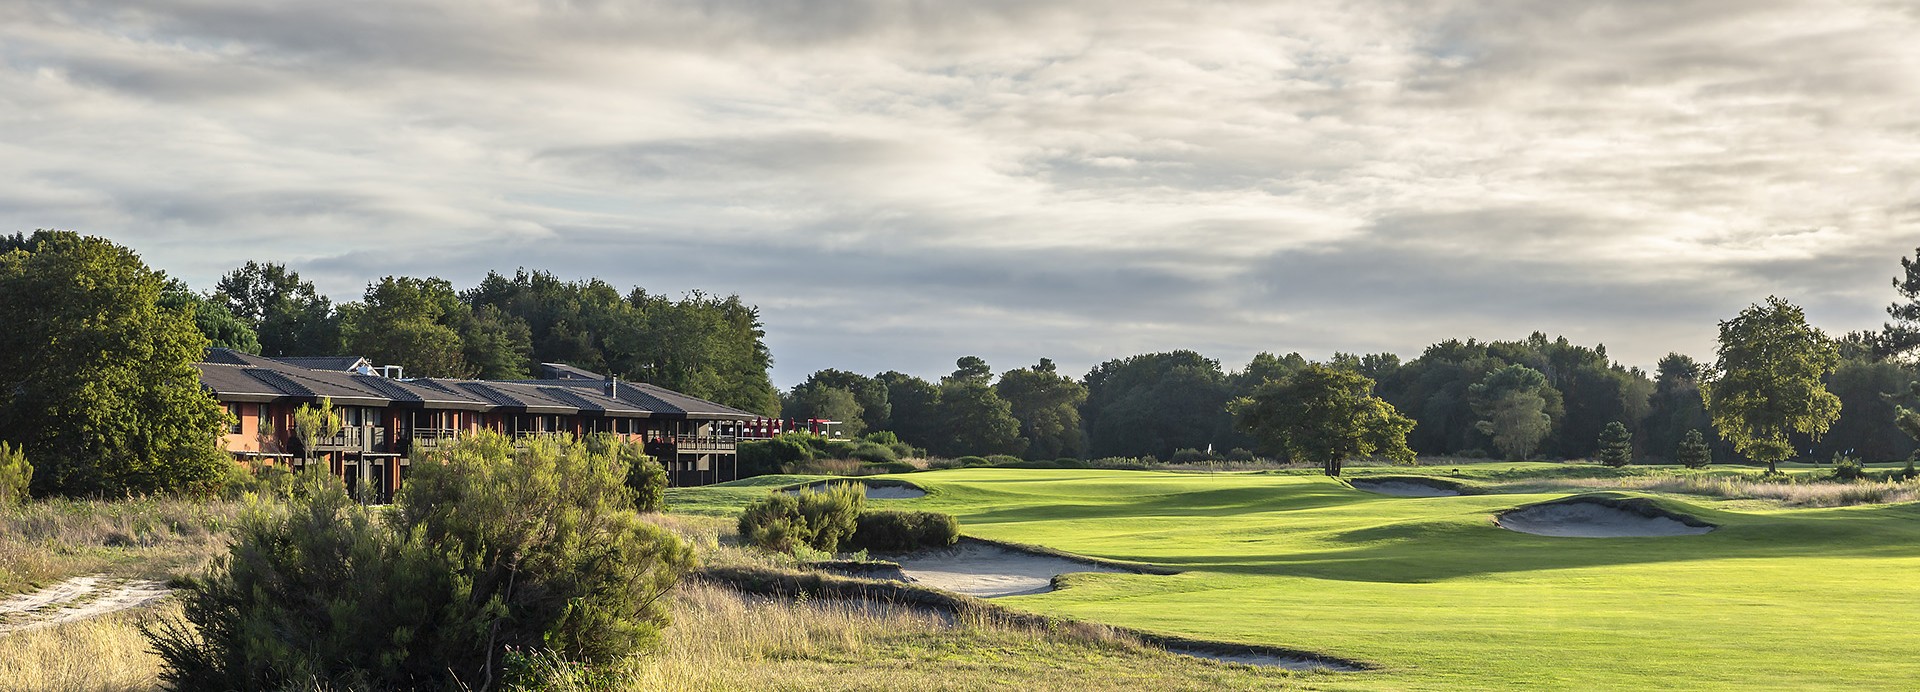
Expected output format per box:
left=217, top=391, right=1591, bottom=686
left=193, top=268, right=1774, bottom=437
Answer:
left=196, top=350, right=755, bottom=500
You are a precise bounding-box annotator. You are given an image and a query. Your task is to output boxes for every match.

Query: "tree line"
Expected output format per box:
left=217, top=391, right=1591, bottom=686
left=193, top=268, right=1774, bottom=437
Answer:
left=781, top=248, right=1920, bottom=468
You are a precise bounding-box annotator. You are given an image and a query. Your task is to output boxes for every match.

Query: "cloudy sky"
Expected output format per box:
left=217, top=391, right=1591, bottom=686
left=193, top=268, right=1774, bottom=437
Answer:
left=4, top=1, right=1917, bottom=386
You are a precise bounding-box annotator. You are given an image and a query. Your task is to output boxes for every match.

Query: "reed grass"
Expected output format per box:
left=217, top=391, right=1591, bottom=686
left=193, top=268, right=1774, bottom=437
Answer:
left=0, top=496, right=246, bottom=594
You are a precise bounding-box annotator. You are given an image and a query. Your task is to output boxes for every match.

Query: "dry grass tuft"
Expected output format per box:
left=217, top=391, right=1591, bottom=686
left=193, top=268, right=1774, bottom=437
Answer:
left=0, top=496, right=246, bottom=594
left=0, top=598, right=174, bottom=691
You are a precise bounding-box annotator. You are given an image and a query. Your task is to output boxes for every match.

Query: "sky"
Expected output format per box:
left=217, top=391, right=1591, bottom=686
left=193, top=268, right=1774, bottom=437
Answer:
left=3, top=0, right=1917, bottom=387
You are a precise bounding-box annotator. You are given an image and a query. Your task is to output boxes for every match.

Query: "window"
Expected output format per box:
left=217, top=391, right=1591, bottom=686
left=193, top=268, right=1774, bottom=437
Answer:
left=226, top=403, right=243, bottom=434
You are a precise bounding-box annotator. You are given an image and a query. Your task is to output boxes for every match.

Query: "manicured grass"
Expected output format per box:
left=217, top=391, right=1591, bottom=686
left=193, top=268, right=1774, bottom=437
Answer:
left=675, top=467, right=1920, bottom=690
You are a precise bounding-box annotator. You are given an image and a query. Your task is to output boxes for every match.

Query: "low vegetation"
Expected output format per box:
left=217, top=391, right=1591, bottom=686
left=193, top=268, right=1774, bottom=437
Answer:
left=0, top=495, right=241, bottom=595
left=847, top=510, right=960, bottom=553
left=146, top=432, right=692, bottom=689
left=737, top=483, right=865, bottom=554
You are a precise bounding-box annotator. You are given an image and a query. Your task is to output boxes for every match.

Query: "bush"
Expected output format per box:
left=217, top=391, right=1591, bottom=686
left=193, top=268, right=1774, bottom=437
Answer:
left=587, top=434, right=668, bottom=512
left=0, top=442, right=31, bottom=504
left=984, top=454, right=1023, bottom=466
left=770, top=433, right=819, bottom=463
left=861, top=461, right=917, bottom=475
left=848, top=442, right=899, bottom=464
left=846, top=510, right=961, bottom=553
left=1832, top=455, right=1865, bottom=482
left=737, top=483, right=865, bottom=553
left=860, top=431, right=902, bottom=447
left=1170, top=448, right=1213, bottom=463
left=1225, top=448, right=1256, bottom=462
left=887, top=442, right=922, bottom=458
left=148, top=432, right=692, bottom=689
left=822, top=440, right=858, bottom=459
left=218, top=460, right=293, bottom=501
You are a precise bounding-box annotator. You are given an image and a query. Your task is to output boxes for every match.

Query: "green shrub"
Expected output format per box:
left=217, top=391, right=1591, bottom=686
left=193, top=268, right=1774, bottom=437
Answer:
left=1170, top=448, right=1212, bottom=463
left=769, top=433, right=818, bottom=464
left=847, top=510, right=961, bottom=553
left=849, top=442, right=898, bottom=464
left=1832, top=455, right=1865, bottom=482
left=218, top=460, right=294, bottom=500
left=147, top=432, right=693, bottom=689
left=588, top=434, right=668, bottom=512
left=1676, top=429, right=1712, bottom=469
left=823, top=440, right=858, bottom=459
left=862, top=461, right=917, bottom=475
left=984, top=454, right=1023, bottom=466
left=738, top=483, right=865, bottom=554
left=0, top=442, right=31, bottom=504
left=955, top=455, right=990, bottom=467
left=1225, top=448, right=1256, bottom=462
left=888, top=442, right=923, bottom=458
left=860, top=431, right=902, bottom=446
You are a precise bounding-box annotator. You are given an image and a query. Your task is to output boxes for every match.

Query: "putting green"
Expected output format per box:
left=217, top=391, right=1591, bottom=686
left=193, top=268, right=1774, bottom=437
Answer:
left=677, top=467, right=1920, bottom=690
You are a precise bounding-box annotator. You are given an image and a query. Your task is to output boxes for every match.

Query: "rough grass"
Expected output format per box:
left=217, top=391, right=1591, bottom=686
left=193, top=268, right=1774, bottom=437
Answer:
left=0, top=599, right=174, bottom=691
left=0, top=496, right=245, bottom=594
left=1511, top=474, right=1920, bottom=507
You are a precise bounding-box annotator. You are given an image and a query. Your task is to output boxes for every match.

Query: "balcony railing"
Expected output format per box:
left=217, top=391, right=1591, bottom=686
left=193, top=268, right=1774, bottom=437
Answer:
left=510, top=431, right=570, bottom=447
left=661, top=435, right=737, bottom=453
left=313, top=426, right=386, bottom=452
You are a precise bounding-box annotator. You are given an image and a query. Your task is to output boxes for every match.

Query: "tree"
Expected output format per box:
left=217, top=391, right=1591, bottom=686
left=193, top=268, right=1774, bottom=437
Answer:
left=342, top=276, right=474, bottom=378
left=876, top=371, right=941, bottom=449
left=1703, top=297, right=1843, bottom=473
left=0, top=231, right=231, bottom=496
left=1231, top=364, right=1416, bottom=477
left=1469, top=365, right=1554, bottom=460
left=1879, top=246, right=1920, bottom=360
left=783, top=384, right=867, bottom=437
left=1643, top=353, right=1713, bottom=462
left=931, top=357, right=1023, bottom=457
left=215, top=261, right=340, bottom=357
left=161, top=279, right=261, bottom=353
left=0, top=442, right=31, bottom=504
left=1676, top=429, right=1711, bottom=468
left=292, top=398, right=340, bottom=469
left=1595, top=421, right=1633, bottom=467
left=795, top=369, right=890, bottom=433
left=1083, top=351, right=1236, bottom=460
left=995, top=358, right=1089, bottom=459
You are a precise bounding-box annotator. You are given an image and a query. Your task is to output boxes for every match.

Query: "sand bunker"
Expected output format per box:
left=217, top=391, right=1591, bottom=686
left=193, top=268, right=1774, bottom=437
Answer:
left=1167, top=646, right=1362, bottom=672
left=894, top=541, right=1131, bottom=598
left=1497, top=498, right=1714, bottom=538
left=1351, top=479, right=1461, bottom=497
left=788, top=481, right=927, bottom=500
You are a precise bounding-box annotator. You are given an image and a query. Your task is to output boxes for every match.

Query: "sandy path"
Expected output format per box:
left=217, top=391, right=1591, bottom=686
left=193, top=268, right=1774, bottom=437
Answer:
left=1496, top=502, right=1714, bottom=538
left=0, top=575, right=171, bottom=636
left=894, top=542, right=1129, bottom=598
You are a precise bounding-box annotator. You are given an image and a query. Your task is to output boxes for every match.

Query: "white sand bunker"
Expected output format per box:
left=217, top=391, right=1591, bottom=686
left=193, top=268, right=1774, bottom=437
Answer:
left=1497, top=499, right=1714, bottom=538
left=1167, top=646, right=1362, bottom=672
left=894, top=542, right=1129, bottom=598
left=789, top=482, right=927, bottom=500
left=1352, top=479, right=1461, bottom=497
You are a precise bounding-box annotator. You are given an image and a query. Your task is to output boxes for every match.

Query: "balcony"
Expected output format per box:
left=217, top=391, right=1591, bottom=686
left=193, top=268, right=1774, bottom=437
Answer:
left=312, top=426, right=387, bottom=453
left=661, top=435, right=737, bottom=454
left=511, top=431, right=571, bottom=447
left=405, top=427, right=460, bottom=456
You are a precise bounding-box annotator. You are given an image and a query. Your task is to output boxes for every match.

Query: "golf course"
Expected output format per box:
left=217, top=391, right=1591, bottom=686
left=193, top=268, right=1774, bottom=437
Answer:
left=674, top=465, right=1920, bottom=691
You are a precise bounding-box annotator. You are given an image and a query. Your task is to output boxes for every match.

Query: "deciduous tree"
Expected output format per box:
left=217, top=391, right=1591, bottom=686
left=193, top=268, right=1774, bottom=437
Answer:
left=1704, top=297, right=1843, bottom=473
left=1469, top=365, right=1553, bottom=460
left=1231, top=364, right=1415, bottom=477
left=995, top=358, right=1088, bottom=459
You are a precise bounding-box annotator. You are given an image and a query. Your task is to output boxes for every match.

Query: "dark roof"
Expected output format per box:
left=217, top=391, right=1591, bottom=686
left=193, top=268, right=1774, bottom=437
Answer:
left=539, top=362, right=605, bottom=381
left=197, top=352, right=755, bottom=420
left=273, top=355, right=372, bottom=372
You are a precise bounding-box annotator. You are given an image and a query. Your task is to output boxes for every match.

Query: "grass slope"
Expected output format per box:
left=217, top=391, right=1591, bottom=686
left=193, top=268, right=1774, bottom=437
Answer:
left=679, top=467, right=1920, bottom=691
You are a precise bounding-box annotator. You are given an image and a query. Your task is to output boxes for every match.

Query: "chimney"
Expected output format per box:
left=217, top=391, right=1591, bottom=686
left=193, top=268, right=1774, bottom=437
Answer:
left=604, top=375, right=618, bottom=398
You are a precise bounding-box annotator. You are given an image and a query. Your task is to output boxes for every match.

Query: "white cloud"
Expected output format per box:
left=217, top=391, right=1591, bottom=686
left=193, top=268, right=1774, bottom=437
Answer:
left=1, top=0, right=1914, bottom=384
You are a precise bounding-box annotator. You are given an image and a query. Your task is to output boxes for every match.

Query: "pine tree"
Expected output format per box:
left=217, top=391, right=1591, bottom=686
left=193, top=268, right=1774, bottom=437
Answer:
left=1676, top=429, right=1711, bottom=469
left=1596, top=421, right=1633, bottom=467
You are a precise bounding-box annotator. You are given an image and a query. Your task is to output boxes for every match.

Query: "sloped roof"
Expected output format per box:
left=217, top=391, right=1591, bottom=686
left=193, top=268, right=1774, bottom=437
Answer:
left=273, top=355, right=372, bottom=372
left=539, top=362, right=605, bottom=381
left=197, top=352, right=755, bottom=420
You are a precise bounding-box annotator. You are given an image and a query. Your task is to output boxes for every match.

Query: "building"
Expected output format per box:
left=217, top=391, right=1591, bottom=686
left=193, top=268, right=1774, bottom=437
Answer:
left=195, top=349, right=756, bottom=500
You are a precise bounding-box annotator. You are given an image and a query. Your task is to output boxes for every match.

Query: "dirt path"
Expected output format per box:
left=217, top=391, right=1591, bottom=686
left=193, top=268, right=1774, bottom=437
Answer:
left=0, top=575, right=171, bottom=636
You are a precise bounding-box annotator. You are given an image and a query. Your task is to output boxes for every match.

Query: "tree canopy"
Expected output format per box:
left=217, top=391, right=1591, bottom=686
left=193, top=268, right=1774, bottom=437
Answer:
left=1231, top=363, right=1415, bottom=476
left=1704, top=297, right=1843, bottom=473
left=0, top=231, right=229, bottom=496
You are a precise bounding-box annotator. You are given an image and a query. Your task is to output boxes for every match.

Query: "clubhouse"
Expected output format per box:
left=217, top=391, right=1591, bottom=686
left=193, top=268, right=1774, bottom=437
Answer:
left=195, top=349, right=756, bottom=500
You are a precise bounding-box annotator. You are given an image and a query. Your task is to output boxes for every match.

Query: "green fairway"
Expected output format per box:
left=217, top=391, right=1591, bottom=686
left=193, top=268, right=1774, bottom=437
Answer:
left=675, top=467, right=1920, bottom=690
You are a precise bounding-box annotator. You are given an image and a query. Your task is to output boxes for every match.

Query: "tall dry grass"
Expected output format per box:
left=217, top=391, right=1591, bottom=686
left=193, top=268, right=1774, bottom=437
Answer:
left=1512, top=475, right=1920, bottom=507
left=0, top=599, right=174, bottom=691
left=0, top=496, right=246, bottom=594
